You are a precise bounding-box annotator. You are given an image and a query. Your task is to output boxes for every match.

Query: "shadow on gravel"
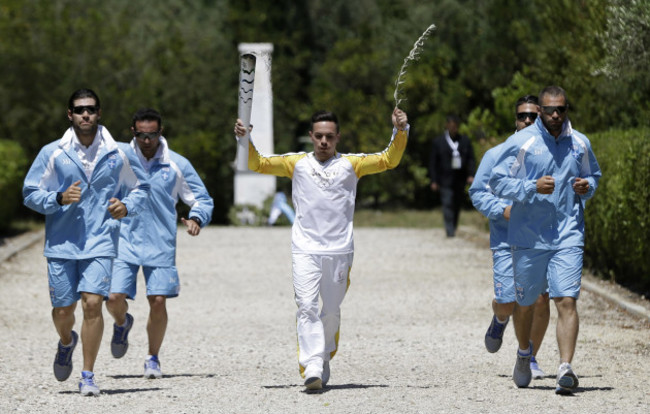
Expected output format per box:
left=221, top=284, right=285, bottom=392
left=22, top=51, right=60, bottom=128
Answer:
left=59, top=387, right=163, bottom=395
left=307, top=384, right=390, bottom=394
left=262, top=383, right=390, bottom=394
left=108, top=373, right=217, bottom=379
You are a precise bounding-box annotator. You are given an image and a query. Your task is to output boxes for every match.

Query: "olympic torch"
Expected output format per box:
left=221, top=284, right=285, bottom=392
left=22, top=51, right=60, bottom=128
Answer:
left=235, top=53, right=256, bottom=171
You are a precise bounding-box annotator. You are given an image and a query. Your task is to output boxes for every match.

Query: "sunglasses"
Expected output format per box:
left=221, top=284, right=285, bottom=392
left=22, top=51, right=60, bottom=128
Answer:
left=72, top=105, right=99, bottom=115
left=541, top=105, right=568, bottom=115
left=516, top=112, right=538, bottom=121
left=134, top=131, right=161, bottom=140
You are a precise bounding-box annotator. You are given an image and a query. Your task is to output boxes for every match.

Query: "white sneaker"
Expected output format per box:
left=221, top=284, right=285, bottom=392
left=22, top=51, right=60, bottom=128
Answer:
left=555, top=362, right=579, bottom=395
left=144, top=355, right=163, bottom=379
left=530, top=356, right=546, bottom=379
left=79, top=371, right=100, bottom=396
left=303, top=364, right=322, bottom=390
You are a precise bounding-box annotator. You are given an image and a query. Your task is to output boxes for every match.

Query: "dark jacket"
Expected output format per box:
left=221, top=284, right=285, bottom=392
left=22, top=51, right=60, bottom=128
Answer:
left=428, top=132, right=476, bottom=189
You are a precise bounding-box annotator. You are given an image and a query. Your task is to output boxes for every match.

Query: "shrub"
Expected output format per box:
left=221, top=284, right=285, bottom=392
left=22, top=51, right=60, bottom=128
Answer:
left=0, top=140, right=29, bottom=232
left=584, top=128, right=650, bottom=295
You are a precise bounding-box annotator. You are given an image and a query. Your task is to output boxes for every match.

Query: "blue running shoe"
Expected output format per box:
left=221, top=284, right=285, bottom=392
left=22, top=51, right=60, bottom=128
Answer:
left=484, top=315, right=509, bottom=353
left=111, top=313, right=134, bottom=358
left=555, top=362, right=579, bottom=395
left=513, top=341, right=533, bottom=388
left=144, top=355, right=163, bottom=379
left=53, top=330, right=78, bottom=381
left=79, top=371, right=100, bottom=396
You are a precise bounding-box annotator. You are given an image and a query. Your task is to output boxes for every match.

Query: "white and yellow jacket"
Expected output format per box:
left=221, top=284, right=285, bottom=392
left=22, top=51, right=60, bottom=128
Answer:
left=248, top=126, right=409, bottom=254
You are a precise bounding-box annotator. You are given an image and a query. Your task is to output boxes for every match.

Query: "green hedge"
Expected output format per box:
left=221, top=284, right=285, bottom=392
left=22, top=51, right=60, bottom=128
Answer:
left=584, top=128, right=650, bottom=295
left=0, top=140, right=29, bottom=232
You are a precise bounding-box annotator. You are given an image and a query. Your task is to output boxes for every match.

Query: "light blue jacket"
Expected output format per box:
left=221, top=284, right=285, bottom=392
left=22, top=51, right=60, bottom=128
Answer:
left=469, top=143, right=511, bottom=250
left=23, top=126, right=150, bottom=259
left=117, top=137, right=213, bottom=267
left=488, top=117, right=601, bottom=249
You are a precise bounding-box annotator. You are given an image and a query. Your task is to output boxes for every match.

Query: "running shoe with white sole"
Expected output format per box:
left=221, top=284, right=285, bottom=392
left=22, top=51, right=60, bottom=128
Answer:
left=530, top=355, right=546, bottom=379
left=144, top=355, right=163, bottom=379
left=53, top=330, right=78, bottom=381
left=484, top=315, right=509, bottom=353
left=303, top=364, right=322, bottom=390
left=79, top=371, right=100, bottom=396
left=513, top=341, right=533, bottom=388
left=555, top=362, right=579, bottom=395
left=111, top=313, right=134, bottom=358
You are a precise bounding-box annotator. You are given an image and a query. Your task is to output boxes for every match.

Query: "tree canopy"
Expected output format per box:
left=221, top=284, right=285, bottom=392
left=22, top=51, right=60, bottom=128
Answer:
left=1, top=0, right=648, bottom=221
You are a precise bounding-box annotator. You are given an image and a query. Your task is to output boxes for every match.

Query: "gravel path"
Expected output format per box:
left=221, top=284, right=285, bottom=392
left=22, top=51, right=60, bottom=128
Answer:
left=0, top=226, right=649, bottom=413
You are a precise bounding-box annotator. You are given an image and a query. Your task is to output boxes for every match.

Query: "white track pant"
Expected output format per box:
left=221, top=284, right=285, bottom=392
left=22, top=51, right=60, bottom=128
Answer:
left=292, top=252, right=352, bottom=376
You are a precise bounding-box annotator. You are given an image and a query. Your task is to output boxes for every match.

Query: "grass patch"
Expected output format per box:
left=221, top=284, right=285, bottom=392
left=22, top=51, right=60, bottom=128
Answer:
left=354, top=208, right=488, bottom=231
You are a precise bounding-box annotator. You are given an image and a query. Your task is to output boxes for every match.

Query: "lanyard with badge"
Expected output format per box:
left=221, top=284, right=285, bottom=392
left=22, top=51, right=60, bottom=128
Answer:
left=445, top=131, right=462, bottom=170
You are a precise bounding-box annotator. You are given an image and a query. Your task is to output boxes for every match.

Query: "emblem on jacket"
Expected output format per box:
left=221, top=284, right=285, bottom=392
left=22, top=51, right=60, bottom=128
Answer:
left=108, top=155, right=117, bottom=169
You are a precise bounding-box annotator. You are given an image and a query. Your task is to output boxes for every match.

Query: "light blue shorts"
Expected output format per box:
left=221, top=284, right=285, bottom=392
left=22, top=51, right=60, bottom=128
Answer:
left=110, top=259, right=180, bottom=299
left=512, top=247, right=583, bottom=306
left=47, top=257, right=113, bottom=308
left=492, top=249, right=515, bottom=304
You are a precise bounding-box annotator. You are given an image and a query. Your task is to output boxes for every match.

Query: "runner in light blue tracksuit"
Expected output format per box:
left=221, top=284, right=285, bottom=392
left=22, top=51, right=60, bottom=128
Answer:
left=22, top=88, right=150, bottom=396
left=488, top=86, right=601, bottom=394
left=106, top=108, right=213, bottom=379
left=470, top=95, right=551, bottom=380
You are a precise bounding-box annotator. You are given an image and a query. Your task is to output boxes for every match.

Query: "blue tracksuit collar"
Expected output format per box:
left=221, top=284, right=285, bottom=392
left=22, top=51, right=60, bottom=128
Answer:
left=130, top=136, right=171, bottom=167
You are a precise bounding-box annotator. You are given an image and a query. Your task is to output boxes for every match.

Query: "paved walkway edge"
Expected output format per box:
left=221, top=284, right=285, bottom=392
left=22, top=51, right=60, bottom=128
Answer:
left=0, top=229, right=44, bottom=263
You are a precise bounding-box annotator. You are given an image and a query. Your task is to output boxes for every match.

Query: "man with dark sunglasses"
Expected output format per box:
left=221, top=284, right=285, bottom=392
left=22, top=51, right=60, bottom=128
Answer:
left=23, top=88, right=150, bottom=396
left=106, top=108, right=213, bottom=380
left=470, top=94, right=551, bottom=382
left=488, top=86, right=601, bottom=395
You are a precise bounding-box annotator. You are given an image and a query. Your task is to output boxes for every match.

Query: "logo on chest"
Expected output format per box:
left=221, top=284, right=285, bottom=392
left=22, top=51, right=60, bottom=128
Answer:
left=569, top=144, right=581, bottom=160
left=160, top=167, right=170, bottom=181
left=310, top=167, right=338, bottom=189
left=107, top=155, right=117, bottom=169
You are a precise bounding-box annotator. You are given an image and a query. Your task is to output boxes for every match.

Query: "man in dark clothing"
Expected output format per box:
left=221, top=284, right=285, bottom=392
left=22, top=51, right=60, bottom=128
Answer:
left=428, top=114, right=476, bottom=237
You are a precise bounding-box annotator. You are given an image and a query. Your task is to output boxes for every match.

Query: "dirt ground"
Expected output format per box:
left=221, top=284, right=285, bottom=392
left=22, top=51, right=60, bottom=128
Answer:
left=0, top=226, right=649, bottom=413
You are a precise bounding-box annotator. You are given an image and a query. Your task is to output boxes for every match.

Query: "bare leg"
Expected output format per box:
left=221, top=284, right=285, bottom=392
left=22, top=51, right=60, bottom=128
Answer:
left=147, top=295, right=167, bottom=356
left=492, top=299, right=515, bottom=321
left=512, top=303, right=535, bottom=351
left=106, top=293, right=128, bottom=326
left=530, top=293, right=550, bottom=356
left=52, top=303, right=77, bottom=345
left=554, top=296, right=579, bottom=363
left=80, top=292, right=104, bottom=372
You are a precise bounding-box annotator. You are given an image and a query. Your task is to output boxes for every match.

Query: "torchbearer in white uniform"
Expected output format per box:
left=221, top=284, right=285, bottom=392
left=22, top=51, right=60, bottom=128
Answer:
left=234, top=108, right=409, bottom=390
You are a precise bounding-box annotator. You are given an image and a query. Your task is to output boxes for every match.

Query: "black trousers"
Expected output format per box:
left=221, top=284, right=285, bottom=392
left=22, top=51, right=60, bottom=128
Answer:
left=439, top=186, right=464, bottom=237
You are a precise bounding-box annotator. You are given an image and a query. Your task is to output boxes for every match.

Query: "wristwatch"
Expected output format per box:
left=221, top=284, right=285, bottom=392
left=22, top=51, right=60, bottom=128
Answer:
left=188, top=217, right=202, bottom=226
left=56, top=192, right=63, bottom=205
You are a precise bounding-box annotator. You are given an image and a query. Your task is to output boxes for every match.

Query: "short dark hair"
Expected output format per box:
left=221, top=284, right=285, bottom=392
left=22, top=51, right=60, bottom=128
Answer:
left=446, top=114, right=461, bottom=124
left=132, top=108, right=162, bottom=129
left=539, top=86, right=568, bottom=104
left=311, top=111, right=339, bottom=133
left=515, top=95, right=538, bottom=113
left=68, top=88, right=100, bottom=110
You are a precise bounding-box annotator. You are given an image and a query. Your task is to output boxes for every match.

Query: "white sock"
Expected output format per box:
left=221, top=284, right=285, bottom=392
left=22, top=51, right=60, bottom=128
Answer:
left=518, top=345, right=532, bottom=355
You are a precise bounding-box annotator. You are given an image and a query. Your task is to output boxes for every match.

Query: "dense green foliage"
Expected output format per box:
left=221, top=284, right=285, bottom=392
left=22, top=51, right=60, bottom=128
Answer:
left=0, top=140, right=28, bottom=231
left=1, top=1, right=649, bottom=288
left=584, top=128, right=650, bottom=295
